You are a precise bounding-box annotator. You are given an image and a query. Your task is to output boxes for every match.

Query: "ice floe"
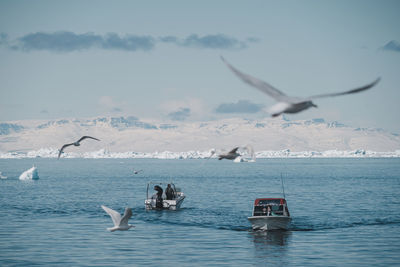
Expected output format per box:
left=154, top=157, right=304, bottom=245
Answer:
left=19, top=166, right=39, bottom=180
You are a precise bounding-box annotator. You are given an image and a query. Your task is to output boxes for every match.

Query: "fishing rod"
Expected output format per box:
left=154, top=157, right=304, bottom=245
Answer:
left=280, top=172, right=286, bottom=199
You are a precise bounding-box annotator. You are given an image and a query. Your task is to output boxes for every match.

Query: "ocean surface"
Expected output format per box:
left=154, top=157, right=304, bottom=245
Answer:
left=0, top=158, right=399, bottom=266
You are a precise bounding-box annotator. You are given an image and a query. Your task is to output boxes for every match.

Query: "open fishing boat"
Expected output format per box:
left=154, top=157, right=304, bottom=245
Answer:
left=145, top=182, right=185, bottom=210
left=248, top=198, right=291, bottom=230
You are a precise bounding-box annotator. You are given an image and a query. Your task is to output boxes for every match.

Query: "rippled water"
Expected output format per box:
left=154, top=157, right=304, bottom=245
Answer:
left=0, top=158, right=399, bottom=266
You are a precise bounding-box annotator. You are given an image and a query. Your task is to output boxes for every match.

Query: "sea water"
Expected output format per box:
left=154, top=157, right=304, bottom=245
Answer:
left=0, top=158, right=399, bottom=266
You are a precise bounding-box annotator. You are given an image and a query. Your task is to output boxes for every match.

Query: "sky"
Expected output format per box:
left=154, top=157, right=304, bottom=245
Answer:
left=0, top=0, right=399, bottom=132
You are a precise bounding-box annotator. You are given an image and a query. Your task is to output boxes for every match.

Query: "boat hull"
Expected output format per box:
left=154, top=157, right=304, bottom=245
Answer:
left=248, top=216, right=291, bottom=230
left=145, top=195, right=185, bottom=210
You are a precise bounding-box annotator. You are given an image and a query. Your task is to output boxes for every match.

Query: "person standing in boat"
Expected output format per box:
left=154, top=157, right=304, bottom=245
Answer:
left=267, top=206, right=276, bottom=216
left=165, top=184, right=175, bottom=200
left=154, top=185, right=164, bottom=208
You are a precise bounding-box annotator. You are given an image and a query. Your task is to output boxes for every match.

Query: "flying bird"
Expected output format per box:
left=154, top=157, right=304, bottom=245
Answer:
left=58, top=136, right=100, bottom=159
left=218, top=147, right=240, bottom=160
left=221, top=56, right=380, bottom=117
left=101, top=205, right=134, bottom=232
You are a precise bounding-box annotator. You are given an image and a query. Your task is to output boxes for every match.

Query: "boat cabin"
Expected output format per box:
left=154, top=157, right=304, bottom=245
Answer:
left=252, top=198, right=290, bottom=217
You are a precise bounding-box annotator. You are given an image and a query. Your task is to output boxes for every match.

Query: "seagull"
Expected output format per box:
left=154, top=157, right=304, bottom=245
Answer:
left=221, top=57, right=380, bottom=117
left=133, top=169, right=142, bottom=175
left=101, top=205, right=134, bottom=232
left=218, top=147, right=240, bottom=160
left=58, top=136, right=100, bottom=159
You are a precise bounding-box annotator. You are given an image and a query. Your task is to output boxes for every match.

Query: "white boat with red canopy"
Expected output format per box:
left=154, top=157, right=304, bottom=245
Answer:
left=248, top=198, right=291, bottom=230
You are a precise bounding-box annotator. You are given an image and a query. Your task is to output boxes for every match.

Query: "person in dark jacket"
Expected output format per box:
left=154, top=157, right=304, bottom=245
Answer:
left=165, top=184, right=175, bottom=200
left=154, top=185, right=163, bottom=208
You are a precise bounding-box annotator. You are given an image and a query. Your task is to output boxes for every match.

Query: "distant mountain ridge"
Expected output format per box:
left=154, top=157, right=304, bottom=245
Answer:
left=0, top=116, right=399, bottom=153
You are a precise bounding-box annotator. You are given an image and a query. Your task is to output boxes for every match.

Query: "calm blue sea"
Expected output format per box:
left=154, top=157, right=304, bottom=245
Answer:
left=0, top=158, right=399, bottom=266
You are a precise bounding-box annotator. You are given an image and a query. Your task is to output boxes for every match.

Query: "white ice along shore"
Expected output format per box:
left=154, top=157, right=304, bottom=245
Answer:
left=1, top=116, right=399, bottom=155
left=1, top=148, right=400, bottom=159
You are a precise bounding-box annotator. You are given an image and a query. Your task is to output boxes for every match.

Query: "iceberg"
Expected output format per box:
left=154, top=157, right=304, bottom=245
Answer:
left=233, top=156, right=256, bottom=163
left=0, top=171, right=6, bottom=179
left=19, top=166, right=39, bottom=180
left=233, top=156, right=245, bottom=163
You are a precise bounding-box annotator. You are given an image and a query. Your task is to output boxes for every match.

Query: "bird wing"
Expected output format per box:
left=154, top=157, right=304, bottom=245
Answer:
left=221, top=56, right=290, bottom=102
left=243, top=144, right=255, bottom=159
left=229, top=147, right=240, bottom=154
left=58, top=143, right=74, bottom=159
left=77, top=136, right=100, bottom=143
left=307, top=78, right=380, bottom=100
left=101, top=205, right=121, bottom=226
left=120, top=208, right=133, bottom=226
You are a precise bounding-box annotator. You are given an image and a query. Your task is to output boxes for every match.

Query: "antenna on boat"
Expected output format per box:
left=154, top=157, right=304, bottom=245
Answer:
left=280, top=173, right=286, bottom=199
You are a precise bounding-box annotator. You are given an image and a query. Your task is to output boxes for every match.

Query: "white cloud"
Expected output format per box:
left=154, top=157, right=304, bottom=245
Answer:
left=98, top=96, right=124, bottom=113
left=160, top=98, right=211, bottom=121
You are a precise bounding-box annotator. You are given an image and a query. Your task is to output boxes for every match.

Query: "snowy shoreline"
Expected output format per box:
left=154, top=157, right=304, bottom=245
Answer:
left=0, top=148, right=399, bottom=159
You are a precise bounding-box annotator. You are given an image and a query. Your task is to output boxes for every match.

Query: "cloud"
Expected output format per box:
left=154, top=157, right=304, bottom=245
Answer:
left=0, top=33, right=8, bottom=45
left=382, top=40, right=400, bottom=52
left=112, top=107, right=122, bottom=112
left=99, top=96, right=124, bottom=113
left=160, top=34, right=247, bottom=49
left=246, top=37, right=261, bottom=43
left=8, top=31, right=155, bottom=52
left=160, top=98, right=211, bottom=121
left=1, top=31, right=256, bottom=52
left=167, top=108, right=191, bottom=121
left=215, top=100, right=264, bottom=113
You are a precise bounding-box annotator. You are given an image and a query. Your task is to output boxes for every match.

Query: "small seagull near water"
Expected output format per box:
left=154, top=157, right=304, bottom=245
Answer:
left=0, top=171, right=7, bottom=179
left=218, top=147, right=240, bottom=160
left=221, top=56, right=380, bottom=117
left=58, top=136, right=100, bottom=159
left=101, top=205, right=134, bottom=232
left=133, top=169, right=142, bottom=175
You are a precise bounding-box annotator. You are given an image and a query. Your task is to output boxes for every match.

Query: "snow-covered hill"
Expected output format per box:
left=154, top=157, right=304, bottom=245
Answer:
left=0, top=116, right=399, bottom=158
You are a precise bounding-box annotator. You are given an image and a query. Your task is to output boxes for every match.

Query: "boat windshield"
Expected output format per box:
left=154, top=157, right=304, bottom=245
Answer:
left=257, top=199, right=281, bottom=205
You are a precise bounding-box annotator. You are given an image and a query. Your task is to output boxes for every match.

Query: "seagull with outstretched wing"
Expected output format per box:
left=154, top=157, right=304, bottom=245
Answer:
left=218, top=147, right=241, bottom=160
left=221, top=56, right=380, bottom=117
left=58, top=136, right=100, bottom=159
left=101, top=205, right=134, bottom=232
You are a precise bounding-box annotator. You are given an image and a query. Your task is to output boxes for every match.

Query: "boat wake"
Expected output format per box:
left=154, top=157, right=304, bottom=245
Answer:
left=4, top=203, right=399, bottom=233
left=290, top=217, right=400, bottom=231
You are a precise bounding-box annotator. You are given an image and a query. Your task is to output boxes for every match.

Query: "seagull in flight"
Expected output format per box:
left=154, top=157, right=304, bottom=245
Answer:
left=58, top=136, right=100, bottom=159
left=221, top=57, right=380, bottom=117
left=101, top=205, right=134, bottom=232
left=218, top=147, right=240, bottom=160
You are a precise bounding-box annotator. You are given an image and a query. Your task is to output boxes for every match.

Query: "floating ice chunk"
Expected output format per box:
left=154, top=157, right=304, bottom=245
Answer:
left=233, top=156, right=245, bottom=163
left=19, top=166, right=39, bottom=180
left=233, top=156, right=256, bottom=163
left=0, top=171, right=6, bottom=179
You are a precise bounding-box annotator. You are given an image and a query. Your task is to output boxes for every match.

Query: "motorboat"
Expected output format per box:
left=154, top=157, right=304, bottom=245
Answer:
left=145, top=182, right=185, bottom=210
left=248, top=198, right=291, bottom=230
